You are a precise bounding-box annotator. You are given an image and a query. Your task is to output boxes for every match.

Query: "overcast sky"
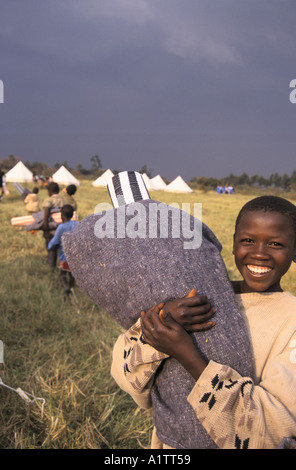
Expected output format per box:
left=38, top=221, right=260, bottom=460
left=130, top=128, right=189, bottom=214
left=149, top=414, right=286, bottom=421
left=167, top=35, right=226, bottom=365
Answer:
left=1, top=0, right=296, bottom=180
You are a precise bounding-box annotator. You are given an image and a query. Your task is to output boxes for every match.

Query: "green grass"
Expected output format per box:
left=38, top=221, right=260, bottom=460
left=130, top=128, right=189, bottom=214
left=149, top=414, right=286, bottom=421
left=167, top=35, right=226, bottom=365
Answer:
left=1, top=181, right=296, bottom=448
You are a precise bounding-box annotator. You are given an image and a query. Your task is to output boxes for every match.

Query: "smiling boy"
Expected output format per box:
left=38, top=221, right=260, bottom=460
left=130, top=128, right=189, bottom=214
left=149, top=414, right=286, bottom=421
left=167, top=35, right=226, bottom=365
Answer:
left=112, top=195, right=296, bottom=449
left=232, top=196, right=296, bottom=294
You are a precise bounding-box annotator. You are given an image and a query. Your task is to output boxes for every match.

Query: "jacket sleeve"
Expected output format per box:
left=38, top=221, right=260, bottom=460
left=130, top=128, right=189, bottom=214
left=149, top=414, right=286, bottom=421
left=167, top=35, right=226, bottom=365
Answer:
left=187, top=332, right=296, bottom=449
left=111, top=318, right=169, bottom=410
left=47, top=225, right=63, bottom=249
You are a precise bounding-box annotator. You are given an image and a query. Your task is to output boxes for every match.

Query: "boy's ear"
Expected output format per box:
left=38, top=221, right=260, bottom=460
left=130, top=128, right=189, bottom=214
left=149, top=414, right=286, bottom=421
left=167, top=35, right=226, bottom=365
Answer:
left=232, top=234, right=235, bottom=255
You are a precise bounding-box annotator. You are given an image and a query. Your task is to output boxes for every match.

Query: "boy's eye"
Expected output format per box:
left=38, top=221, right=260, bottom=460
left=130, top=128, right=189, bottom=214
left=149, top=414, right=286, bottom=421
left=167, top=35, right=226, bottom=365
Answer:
left=240, top=238, right=254, bottom=244
left=269, top=241, right=283, bottom=247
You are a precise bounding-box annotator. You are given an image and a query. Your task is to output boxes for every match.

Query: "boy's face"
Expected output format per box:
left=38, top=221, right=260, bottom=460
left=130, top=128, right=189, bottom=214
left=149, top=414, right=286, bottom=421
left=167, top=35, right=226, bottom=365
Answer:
left=233, top=210, right=296, bottom=293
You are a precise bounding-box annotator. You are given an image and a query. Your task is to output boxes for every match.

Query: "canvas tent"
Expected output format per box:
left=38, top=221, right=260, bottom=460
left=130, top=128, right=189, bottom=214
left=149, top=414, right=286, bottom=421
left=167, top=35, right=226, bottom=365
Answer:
left=52, top=165, right=80, bottom=186
left=164, top=175, right=193, bottom=193
left=150, top=174, right=167, bottom=190
left=5, top=161, right=33, bottom=183
left=92, top=169, right=114, bottom=187
left=141, top=173, right=158, bottom=191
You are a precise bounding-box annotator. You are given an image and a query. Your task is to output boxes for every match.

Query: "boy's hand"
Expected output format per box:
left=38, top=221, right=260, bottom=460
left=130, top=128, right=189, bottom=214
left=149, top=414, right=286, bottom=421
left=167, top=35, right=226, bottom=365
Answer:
left=140, top=304, right=208, bottom=380
left=159, top=289, right=215, bottom=332
left=140, top=304, right=195, bottom=358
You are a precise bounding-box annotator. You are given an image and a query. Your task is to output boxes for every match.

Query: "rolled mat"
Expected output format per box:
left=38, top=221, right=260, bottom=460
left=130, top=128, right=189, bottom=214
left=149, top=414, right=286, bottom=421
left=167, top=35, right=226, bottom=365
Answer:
left=63, top=170, right=255, bottom=449
left=11, top=211, right=78, bottom=227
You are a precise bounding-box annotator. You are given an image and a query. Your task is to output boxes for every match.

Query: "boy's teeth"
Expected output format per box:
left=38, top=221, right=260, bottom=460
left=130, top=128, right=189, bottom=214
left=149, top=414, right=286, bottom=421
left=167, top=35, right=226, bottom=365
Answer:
left=247, top=265, right=272, bottom=274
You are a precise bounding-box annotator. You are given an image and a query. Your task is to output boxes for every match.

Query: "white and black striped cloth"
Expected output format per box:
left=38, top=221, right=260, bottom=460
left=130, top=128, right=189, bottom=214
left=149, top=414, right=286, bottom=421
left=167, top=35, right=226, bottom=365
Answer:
left=13, top=182, right=31, bottom=201
left=107, top=171, right=150, bottom=208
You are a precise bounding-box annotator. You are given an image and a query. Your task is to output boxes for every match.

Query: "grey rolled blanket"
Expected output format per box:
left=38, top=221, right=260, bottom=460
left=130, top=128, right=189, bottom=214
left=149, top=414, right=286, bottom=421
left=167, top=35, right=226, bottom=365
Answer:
left=63, top=171, right=255, bottom=449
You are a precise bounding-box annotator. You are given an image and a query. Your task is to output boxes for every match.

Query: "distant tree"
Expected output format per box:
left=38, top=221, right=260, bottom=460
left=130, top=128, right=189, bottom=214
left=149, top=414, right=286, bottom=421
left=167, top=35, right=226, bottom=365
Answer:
left=76, top=163, right=90, bottom=175
left=250, top=174, right=260, bottom=186
left=62, top=161, right=71, bottom=170
left=191, top=170, right=296, bottom=191
left=0, top=154, right=19, bottom=170
left=237, top=172, right=250, bottom=185
left=90, top=154, right=102, bottom=172
left=289, top=170, right=296, bottom=186
left=139, top=164, right=153, bottom=178
left=162, top=176, right=170, bottom=184
left=26, top=161, right=49, bottom=175
left=190, top=176, right=219, bottom=190
left=53, top=161, right=71, bottom=170
left=282, top=173, right=290, bottom=189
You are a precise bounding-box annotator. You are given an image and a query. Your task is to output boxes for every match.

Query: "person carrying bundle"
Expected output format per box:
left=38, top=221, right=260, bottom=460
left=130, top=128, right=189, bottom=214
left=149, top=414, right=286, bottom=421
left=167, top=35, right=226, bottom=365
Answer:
left=62, top=171, right=255, bottom=450
left=24, top=187, right=40, bottom=214
left=48, top=204, right=79, bottom=296
left=42, top=182, right=67, bottom=268
left=112, top=195, right=296, bottom=449
left=61, top=184, right=78, bottom=211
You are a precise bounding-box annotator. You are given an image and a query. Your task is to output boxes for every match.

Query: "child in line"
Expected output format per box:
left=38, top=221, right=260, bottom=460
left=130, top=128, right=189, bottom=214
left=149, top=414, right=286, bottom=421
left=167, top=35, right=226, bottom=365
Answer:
left=24, top=187, right=40, bottom=214
left=43, top=182, right=67, bottom=268
left=61, top=184, right=78, bottom=211
left=48, top=204, right=79, bottom=295
left=111, top=195, right=296, bottom=449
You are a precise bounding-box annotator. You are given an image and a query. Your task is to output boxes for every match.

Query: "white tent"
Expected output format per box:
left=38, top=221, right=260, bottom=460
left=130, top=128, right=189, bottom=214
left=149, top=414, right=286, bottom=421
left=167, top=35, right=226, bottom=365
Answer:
left=5, top=161, right=33, bottom=183
left=92, top=169, right=114, bottom=187
left=52, top=165, right=80, bottom=186
left=141, top=173, right=158, bottom=191
left=150, top=174, right=167, bottom=190
left=164, top=176, right=193, bottom=193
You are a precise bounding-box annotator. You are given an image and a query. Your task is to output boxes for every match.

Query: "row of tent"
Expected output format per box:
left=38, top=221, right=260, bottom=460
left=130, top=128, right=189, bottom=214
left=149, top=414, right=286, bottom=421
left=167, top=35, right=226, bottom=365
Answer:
left=92, top=169, right=193, bottom=193
left=4, top=161, right=193, bottom=193
left=4, top=161, right=80, bottom=186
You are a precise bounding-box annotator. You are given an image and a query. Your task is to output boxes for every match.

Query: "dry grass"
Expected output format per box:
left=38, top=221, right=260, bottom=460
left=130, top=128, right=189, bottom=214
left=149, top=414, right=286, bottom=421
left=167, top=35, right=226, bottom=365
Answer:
left=1, top=180, right=296, bottom=448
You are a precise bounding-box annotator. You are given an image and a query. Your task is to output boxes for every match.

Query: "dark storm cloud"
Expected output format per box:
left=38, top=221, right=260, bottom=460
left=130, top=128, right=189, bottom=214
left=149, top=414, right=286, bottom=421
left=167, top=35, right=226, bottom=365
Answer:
left=1, top=0, right=296, bottom=180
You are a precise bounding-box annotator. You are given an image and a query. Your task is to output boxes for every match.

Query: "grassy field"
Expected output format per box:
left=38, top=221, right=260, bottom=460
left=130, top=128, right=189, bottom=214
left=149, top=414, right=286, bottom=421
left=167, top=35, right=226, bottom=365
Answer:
left=1, top=180, right=296, bottom=449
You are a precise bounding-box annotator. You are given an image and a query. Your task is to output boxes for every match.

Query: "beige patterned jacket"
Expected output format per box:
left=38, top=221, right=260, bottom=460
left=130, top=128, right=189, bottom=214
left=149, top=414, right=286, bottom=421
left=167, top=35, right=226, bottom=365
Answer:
left=111, top=292, right=296, bottom=449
